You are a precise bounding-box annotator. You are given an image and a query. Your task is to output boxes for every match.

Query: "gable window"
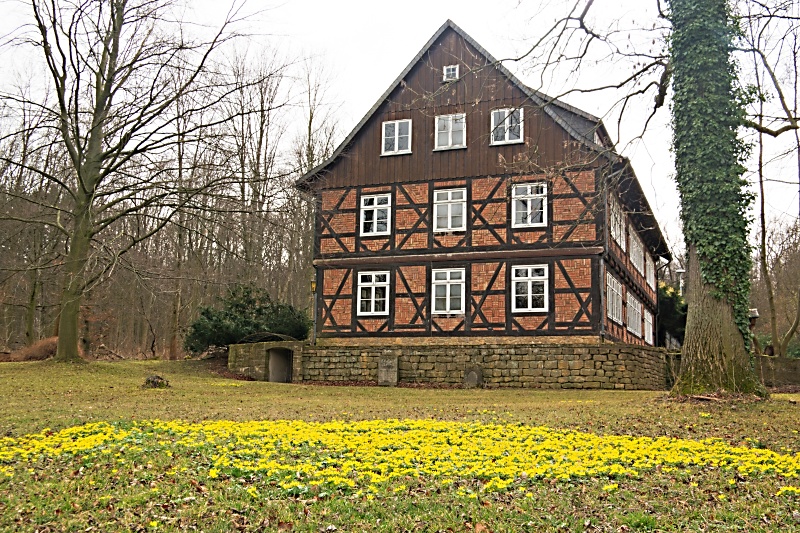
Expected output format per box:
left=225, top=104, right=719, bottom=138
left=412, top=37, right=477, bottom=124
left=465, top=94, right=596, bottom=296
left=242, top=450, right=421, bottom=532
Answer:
left=435, top=114, right=466, bottom=150
left=609, top=196, right=626, bottom=252
left=491, top=108, right=523, bottom=145
left=361, top=193, right=391, bottom=236
left=433, top=188, right=466, bottom=232
left=432, top=268, right=465, bottom=314
left=644, top=309, right=654, bottom=345
left=357, top=271, right=390, bottom=316
left=382, top=119, right=411, bottom=155
left=512, top=182, right=547, bottom=228
left=630, top=227, right=645, bottom=274
left=645, top=255, right=656, bottom=289
left=606, top=273, right=623, bottom=324
left=512, top=265, right=548, bottom=312
left=443, top=65, right=459, bottom=81
left=627, top=293, right=642, bottom=337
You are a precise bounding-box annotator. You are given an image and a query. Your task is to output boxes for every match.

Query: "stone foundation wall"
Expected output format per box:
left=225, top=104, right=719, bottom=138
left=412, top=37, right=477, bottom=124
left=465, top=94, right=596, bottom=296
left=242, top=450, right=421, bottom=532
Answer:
left=302, top=342, right=667, bottom=390
left=230, top=338, right=668, bottom=390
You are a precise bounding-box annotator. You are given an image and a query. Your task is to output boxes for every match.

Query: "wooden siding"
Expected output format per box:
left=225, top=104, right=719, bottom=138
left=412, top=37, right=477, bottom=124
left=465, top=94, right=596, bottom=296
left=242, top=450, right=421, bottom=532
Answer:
left=312, top=28, right=598, bottom=190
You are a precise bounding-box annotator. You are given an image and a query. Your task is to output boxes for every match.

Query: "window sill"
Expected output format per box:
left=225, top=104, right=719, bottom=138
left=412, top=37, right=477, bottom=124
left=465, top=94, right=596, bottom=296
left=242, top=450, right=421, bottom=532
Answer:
left=511, top=223, right=547, bottom=230
left=357, top=313, right=390, bottom=318
left=431, top=313, right=465, bottom=317
left=432, top=146, right=467, bottom=152
left=490, top=139, right=525, bottom=146
left=511, top=309, right=548, bottom=314
left=380, top=150, right=412, bottom=157
left=360, top=233, right=391, bottom=238
left=433, top=229, right=466, bottom=234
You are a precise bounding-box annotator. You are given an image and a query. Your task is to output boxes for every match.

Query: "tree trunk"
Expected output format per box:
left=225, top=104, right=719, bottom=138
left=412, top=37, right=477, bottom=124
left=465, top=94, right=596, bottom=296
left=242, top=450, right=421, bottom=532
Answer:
left=673, top=246, right=762, bottom=394
left=168, top=277, right=182, bottom=360
left=54, top=206, right=91, bottom=362
left=24, top=268, right=39, bottom=346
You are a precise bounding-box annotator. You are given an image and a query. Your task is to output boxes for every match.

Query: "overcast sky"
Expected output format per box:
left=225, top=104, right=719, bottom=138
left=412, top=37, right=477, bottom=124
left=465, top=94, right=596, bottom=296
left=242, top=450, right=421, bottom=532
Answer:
left=4, top=0, right=799, bottom=252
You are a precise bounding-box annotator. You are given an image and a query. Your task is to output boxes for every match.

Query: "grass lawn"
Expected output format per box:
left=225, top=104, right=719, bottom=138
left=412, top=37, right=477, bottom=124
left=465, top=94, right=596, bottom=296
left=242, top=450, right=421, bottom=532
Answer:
left=1, top=359, right=799, bottom=532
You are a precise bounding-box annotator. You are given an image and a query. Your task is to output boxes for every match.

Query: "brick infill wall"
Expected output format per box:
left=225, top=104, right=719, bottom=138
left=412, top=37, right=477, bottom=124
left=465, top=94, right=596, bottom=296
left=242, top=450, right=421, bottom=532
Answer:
left=230, top=338, right=668, bottom=390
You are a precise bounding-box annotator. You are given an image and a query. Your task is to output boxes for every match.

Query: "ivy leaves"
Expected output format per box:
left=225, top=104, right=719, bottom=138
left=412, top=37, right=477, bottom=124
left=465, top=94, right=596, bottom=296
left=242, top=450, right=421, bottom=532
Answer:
left=670, top=0, right=753, bottom=342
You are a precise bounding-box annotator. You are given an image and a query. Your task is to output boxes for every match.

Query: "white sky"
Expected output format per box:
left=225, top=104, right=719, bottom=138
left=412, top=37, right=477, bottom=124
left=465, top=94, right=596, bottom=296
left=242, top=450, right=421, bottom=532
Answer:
left=3, top=0, right=799, bottom=254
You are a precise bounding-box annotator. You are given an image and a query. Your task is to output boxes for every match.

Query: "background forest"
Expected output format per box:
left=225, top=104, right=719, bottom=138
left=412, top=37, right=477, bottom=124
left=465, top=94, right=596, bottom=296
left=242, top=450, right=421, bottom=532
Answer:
left=0, top=1, right=337, bottom=358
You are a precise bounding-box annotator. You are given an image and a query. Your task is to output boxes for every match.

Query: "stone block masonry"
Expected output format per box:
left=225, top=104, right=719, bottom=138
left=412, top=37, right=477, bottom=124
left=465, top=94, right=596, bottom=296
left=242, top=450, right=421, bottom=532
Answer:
left=230, top=338, right=668, bottom=390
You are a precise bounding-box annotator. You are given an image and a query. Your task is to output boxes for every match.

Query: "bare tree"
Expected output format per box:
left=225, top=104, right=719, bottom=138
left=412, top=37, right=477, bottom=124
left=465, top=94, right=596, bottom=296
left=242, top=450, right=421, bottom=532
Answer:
left=0, top=0, right=253, bottom=360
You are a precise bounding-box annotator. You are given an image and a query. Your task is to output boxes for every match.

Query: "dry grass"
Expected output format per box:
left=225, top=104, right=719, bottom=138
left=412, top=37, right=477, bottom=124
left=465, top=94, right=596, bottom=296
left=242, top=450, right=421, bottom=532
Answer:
left=1, top=359, right=799, bottom=531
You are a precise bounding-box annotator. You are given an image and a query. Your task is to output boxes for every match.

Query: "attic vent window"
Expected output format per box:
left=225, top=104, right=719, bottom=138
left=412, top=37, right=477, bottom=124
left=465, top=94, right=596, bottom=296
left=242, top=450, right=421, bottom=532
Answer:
left=594, top=131, right=604, bottom=147
left=443, top=64, right=459, bottom=81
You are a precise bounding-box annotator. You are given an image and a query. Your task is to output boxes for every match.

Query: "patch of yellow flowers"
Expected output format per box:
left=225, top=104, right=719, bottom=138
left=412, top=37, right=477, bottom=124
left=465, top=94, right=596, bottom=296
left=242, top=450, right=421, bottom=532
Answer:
left=2, top=419, right=800, bottom=496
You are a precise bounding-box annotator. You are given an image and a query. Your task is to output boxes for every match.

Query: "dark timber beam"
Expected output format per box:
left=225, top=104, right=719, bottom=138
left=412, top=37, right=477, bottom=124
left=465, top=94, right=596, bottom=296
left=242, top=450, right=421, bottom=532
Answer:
left=313, top=247, right=604, bottom=268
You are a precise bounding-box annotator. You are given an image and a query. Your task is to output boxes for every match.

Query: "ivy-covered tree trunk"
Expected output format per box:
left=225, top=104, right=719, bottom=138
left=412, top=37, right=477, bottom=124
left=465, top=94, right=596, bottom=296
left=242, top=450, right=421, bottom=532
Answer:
left=670, top=0, right=763, bottom=395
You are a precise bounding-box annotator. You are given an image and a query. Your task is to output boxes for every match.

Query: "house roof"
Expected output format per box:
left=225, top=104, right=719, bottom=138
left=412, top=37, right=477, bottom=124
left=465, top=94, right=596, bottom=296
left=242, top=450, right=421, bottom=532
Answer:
left=295, top=19, right=671, bottom=262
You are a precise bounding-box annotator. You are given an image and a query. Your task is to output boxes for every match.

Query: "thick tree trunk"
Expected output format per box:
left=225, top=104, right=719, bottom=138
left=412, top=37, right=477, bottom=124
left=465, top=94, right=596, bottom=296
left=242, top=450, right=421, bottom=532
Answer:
left=54, top=206, right=92, bottom=362
left=672, top=247, right=762, bottom=394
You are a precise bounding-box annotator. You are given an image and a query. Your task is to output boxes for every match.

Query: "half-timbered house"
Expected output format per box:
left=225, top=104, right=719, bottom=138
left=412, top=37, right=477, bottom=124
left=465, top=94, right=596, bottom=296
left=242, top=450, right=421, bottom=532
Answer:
left=281, top=20, right=671, bottom=388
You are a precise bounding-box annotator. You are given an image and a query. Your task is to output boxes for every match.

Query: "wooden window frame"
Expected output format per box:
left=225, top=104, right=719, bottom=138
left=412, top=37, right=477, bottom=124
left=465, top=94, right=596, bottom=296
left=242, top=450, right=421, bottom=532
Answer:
left=490, top=108, right=524, bottom=145
left=443, top=64, right=459, bottom=81
left=629, top=226, right=645, bottom=274
left=606, top=272, right=623, bottom=324
left=511, top=182, right=547, bottom=228
left=381, top=119, right=412, bottom=156
left=645, top=255, right=656, bottom=289
left=434, top=113, right=467, bottom=150
left=627, top=293, right=642, bottom=337
left=511, top=265, right=548, bottom=313
left=433, top=188, right=467, bottom=232
left=644, top=309, right=654, bottom=345
left=431, top=268, right=465, bottom=315
left=360, top=193, right=392, bottom=236
left=357, top=271, right=390, bottom=316
left=609, top=196, right=627, bottom=252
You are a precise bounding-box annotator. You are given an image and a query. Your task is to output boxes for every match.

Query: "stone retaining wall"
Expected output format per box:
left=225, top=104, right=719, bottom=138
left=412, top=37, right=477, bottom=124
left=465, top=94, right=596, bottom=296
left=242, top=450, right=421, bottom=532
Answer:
left=230, top=339, right=668, bottom=390
left=755, top=355, right=800, bottom=387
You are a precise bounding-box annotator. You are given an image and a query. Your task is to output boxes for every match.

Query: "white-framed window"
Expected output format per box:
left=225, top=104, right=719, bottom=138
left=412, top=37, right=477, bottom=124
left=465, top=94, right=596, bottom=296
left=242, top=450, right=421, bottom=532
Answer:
left=361, top=193, right=391, bottom=236
left=627, top=293, right=642, bottom=337
left=511, top=265, right=548, bottom=313
left=432, top=268, right=465, bottom=314
left=443, top=64, right=459, bottom=81
left=512, top=182, right=547, bottom=228
left=357, top=271, right=390, bottom=316
left=644, top=309, right=654, bottom=345
left=630, top=227, right=645, bottom=274
left=606, top=273, right=623, bottom=324
left=609, top=196, right=626, bottom=252
left=491, top=108, right=524, bottom=145
left=433, top=188, right=466, bottom=232
left=382, top=119, right=411, bottom=155
left=645, top=255, right=656, bottom=289
left=435, top=114, right=466, bottom=150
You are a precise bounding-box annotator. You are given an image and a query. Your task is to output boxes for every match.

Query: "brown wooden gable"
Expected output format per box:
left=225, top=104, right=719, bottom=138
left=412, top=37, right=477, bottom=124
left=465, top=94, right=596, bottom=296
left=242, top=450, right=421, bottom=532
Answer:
left=297, top=21, right=608, bottom=191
